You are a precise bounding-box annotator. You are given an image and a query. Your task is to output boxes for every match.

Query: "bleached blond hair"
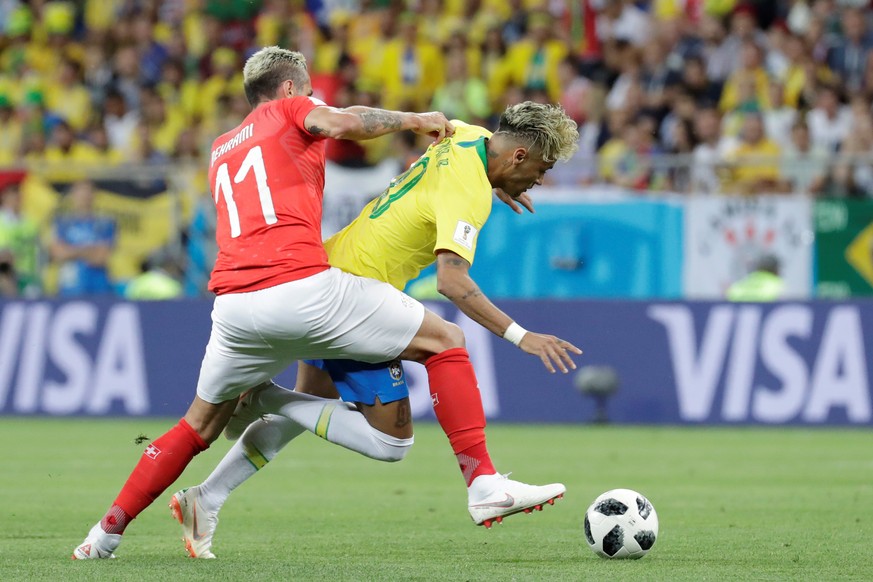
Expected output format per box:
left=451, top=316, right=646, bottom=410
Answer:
left=242, top=46, right=308, bottom=106
left=496, top=102, right=579, bottom=163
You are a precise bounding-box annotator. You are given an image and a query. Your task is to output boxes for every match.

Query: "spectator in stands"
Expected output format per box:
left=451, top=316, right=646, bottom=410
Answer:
left=110, top=45, right=144, bottom=112
left=0, top=95, right=21, bottom=165
left=131, top=12, right=169, bottom=86
left=430, top=48, right=491, bottom=125
left=157, top=59, right=199, bottom=123
left=548, top=85, right=604, bottom=187
left=374, top=12, right=443, bottom=110
left=601, top=113, right=666, bottom=191
left=503, top=11, right=568, bottom=104
left=659, top=90, right=697, bottom=150
left=827, top=7, right=872, bottom=94
left=138, top=88, right=185, bottom=157
left=640, top=35, right=682, bottom=118
left=780, top=32, right=813, bottom=108
left=667, top=117, right=697, bottom=193
left=764, top=80, right=798, bottom=148
left=700, top=13, right=735, bottom=84
left=719, top=41, right=770, bottom=112
left=82, top=40, right=113, bottom=107
left=46, top=58, right=92, bottom=132
left=49, top=180, right=116, bottom=296
left=595, top=0, right=651, bottom=48
left=199, top=48, right=246, bottom=122
left=480, top=23, right=511, bottom=109
left=501, top=0, right=528, bottom=45
left=725, top=112, right=784, bottom=194
left=765, top=20, right=791, bottom=79
left=0, top=181, right=40, bottom=297
left=558, top=56, right=592, bottom=126
left=781, top=119, right=828, bottom=194
left=606, top=44, right=642, bottom=111
left=681, top=54, right=722, bottom=106
left=807, top=84, right=852, bottom=152
left=656, top=16, right=704, bottom=73
left=85, top=123, right=124, bottom=166
left=691, top=106, right=733, bottom=194
left=804, top=13, right=831, bottom=64
left=722, top=4, right=769, bottom=73
left=840, top=99, right=873, bottom=197
left=103, top=89, right=139, bottom=158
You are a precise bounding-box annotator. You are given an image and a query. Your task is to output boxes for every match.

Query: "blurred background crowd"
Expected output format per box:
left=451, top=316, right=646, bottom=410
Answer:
left=1, top=0, right=873, bottom=299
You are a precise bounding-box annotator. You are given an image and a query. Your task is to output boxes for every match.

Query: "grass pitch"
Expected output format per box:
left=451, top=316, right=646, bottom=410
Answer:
left=0, top=419, right=871, bottom=581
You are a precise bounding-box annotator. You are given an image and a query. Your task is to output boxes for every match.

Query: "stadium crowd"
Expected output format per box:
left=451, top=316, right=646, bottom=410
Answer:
left=2, top=0, right=873, bottom=298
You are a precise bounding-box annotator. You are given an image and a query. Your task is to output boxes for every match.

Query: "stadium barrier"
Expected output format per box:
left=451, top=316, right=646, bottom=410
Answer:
left=1, top=298, right=870, bottom=426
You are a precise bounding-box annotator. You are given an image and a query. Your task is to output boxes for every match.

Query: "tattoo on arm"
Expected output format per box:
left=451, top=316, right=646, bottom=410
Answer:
left=443, top=256, right=469, bottom=268
left=395, top=399, right=411, bottom=429
left=356, top=110, right=402, bottom=135
left=308, top=125, right=325, bottom=136
left=459, top=289, right=483, bottom=301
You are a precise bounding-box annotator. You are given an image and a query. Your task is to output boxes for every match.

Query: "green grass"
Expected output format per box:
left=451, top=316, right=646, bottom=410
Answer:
left=0, top=419, right=871, bottom=581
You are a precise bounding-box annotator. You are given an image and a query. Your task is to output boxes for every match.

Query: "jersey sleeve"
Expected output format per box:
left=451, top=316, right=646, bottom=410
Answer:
left=432, top=166, right=492, bottom=265
left=281, top=96, right=327, bottom=138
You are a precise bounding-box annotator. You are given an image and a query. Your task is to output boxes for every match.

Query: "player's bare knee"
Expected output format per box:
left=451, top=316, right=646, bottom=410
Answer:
left=442, top=321, right=465, bottom=349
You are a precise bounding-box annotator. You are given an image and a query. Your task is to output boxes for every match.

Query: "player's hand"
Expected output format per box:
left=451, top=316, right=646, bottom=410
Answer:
left=413, top=112, right=455, bottom=143
left=518, top=332, right=582, bottom=374
left=494, top=188, right=535, bottom=214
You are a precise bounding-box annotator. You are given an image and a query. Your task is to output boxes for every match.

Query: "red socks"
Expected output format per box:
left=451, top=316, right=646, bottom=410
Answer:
left=101, top=419, right=208, bottom=534
left=425, top=347, right=496, bottom=486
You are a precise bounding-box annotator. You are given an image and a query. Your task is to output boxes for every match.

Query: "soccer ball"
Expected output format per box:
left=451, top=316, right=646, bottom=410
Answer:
left=584, top=488, right=659, bottom=559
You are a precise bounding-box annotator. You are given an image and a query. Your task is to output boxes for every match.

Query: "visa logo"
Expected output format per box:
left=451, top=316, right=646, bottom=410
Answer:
left=649, top=304, right=871, bottom=423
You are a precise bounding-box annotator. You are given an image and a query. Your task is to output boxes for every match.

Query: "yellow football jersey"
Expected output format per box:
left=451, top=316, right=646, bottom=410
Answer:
left=325, top=122, right=493, bottom=290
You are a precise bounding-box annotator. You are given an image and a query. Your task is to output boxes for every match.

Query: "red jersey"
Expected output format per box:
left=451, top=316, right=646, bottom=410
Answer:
left=207, top=96, right=330, bottom=294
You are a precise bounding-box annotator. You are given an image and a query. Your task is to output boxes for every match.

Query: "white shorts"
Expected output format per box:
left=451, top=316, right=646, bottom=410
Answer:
left=196, top=267, right=425, bottom=403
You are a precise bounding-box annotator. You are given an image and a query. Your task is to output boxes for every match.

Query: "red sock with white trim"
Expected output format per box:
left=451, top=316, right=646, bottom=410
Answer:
left=100, top=419, right=208, bottom=534
left=425, top=348, right=496, bottom=486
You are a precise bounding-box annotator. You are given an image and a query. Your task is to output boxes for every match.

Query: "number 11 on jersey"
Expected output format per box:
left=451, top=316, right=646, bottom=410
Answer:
left=214, top=145, right=278, bottom=238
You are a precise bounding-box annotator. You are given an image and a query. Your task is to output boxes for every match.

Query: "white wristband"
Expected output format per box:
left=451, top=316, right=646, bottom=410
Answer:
left=503, top=322, right=528, bottom=346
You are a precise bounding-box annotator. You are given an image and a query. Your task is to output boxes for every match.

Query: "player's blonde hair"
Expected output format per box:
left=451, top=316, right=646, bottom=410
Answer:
left=243, top=46, right=309, bottom=106
left=496, top=102, right=579, bottom=163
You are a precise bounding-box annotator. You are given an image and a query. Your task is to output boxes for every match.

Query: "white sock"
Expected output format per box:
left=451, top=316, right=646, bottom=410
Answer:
left=197, top=414, right=304, bottom=513
left=258, top=386, right=414, bottom=462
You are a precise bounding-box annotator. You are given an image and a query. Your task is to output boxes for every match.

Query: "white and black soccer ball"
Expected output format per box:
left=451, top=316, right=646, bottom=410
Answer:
left=584, top=488, right=659, bottom=559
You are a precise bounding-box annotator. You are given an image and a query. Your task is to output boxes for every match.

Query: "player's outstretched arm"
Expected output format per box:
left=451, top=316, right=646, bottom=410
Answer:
left=435, top=251, right=581, bottom=373
left=304, top=106, right=454, bottom=143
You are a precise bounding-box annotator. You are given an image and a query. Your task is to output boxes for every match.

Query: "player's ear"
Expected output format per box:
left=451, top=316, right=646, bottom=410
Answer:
left=281, top=79, right=295, bottom=98
left=513, top=147, right=527, bottom=165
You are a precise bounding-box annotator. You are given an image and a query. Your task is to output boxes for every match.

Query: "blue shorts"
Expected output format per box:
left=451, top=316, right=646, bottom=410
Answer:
left=303, top=358, right=409, bottom=406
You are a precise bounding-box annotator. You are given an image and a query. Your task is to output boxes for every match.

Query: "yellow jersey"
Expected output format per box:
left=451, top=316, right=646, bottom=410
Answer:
left=325, top=121, right=493, bottom=290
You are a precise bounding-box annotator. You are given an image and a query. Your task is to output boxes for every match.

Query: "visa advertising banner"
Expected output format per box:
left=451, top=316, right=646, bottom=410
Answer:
left=0, top=299, right=870, bottom=425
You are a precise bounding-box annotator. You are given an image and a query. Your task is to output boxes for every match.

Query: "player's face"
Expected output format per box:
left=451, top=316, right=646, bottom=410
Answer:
left=504, top=152, right=554, bottom=197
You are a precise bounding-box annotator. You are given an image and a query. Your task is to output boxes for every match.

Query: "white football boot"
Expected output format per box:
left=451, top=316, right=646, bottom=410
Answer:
left=467, top=473, right=566, bottom=528
left=169, top=487, right=217, bottom=559
left=71, top=523, right=120, bottom=559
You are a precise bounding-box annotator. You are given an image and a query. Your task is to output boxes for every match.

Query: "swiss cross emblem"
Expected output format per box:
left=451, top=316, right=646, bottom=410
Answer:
left=144, top=444, right=161, bottom=459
